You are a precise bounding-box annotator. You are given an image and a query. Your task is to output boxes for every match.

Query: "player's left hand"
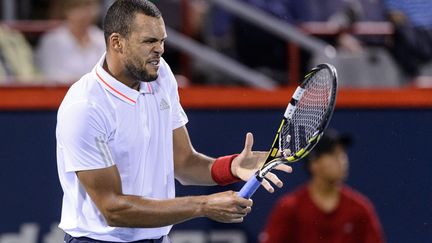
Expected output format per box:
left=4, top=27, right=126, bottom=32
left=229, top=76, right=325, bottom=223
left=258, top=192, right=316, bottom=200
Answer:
left=231, top=132, right=293, bottom=193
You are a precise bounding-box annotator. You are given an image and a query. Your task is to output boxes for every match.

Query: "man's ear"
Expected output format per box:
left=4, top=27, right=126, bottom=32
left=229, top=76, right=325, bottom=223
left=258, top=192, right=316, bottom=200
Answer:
left=109, top=33, right=123, bottom=53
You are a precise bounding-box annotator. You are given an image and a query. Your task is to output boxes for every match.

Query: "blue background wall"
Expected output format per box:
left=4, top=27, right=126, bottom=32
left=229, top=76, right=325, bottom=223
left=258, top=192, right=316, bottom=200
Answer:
left=0, top=108, right=431, bottom=242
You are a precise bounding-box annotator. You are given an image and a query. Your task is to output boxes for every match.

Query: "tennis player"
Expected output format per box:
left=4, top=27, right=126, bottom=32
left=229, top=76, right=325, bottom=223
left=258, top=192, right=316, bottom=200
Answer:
left=260, top=129, right=385, bottom=243
left=56, top=1, right=292, bottom=242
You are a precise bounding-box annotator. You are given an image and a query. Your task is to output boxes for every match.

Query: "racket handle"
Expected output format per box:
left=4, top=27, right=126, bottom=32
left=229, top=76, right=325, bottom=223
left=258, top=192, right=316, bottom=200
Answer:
left=238, top=175, right=262, bottom=199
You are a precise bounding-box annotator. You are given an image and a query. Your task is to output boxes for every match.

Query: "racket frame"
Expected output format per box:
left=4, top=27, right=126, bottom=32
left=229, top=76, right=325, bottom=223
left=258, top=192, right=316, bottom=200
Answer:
left=238, top=63, right=338, bottom=198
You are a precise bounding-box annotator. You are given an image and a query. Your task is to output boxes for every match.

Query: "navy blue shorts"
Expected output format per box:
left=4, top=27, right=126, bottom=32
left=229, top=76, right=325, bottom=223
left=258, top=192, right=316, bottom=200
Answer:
left=64, top=233, right=169, bottom=243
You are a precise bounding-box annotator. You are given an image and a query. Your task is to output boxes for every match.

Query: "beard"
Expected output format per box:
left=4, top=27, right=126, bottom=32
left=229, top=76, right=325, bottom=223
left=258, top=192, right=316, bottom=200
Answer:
left=124, top=59, right=158, bottom=82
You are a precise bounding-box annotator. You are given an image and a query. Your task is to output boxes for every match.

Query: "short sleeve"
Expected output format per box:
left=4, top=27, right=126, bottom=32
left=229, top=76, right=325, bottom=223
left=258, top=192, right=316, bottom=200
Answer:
left=57, top=100, right=115, bottom=172
left=160, top=58, right=188, bottom=130
left=170, top=86, right=188, bottom=130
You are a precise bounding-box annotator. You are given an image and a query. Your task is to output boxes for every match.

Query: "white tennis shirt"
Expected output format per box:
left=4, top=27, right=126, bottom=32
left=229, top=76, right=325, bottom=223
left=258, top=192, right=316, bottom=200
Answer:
left=56, top=54, right=188, bottom=242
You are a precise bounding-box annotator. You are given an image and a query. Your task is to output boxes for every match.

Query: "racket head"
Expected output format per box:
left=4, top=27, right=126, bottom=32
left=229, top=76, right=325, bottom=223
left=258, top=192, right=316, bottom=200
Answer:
left=259, top=63, right=338, bottom=175
left=283, top=63, right=337, bottom=160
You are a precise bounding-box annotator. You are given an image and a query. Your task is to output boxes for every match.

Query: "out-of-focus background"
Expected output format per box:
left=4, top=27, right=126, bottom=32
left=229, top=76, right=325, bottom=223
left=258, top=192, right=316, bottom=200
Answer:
left=0, top=0, right=431, bottom=242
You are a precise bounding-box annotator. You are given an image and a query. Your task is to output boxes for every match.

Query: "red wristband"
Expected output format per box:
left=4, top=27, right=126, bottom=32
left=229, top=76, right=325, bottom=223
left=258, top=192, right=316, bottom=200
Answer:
left=211, top=154, right=241, bottom=186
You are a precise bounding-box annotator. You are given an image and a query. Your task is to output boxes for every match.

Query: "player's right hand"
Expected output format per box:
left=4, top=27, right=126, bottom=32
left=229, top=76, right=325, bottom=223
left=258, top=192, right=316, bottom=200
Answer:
left=202, top=191, right=252, bottom=223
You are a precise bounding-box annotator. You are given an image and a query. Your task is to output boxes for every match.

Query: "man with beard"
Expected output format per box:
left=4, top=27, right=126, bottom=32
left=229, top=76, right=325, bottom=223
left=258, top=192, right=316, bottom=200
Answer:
left=56, top=1, right=292, bottom=242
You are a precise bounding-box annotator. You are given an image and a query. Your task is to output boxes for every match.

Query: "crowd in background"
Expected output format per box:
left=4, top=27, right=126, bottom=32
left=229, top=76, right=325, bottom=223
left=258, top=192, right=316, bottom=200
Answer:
left=0, top=0, right=431, bottom=87
left=0, top=0, right=105, bottom=84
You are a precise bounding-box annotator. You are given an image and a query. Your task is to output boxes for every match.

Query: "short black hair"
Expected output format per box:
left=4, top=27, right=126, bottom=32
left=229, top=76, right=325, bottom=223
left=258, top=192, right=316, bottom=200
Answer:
left=303, top=128, right=352, bottom=175
left=103, top=0, right=162, bottom=43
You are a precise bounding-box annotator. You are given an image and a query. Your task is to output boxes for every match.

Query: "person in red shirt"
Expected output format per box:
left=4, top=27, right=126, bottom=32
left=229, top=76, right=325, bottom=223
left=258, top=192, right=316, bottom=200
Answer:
left=260, top=129, right=385, bottom=243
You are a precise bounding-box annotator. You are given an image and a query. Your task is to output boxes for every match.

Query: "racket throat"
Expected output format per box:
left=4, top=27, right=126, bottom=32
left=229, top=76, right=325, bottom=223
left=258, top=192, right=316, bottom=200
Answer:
left=258, top=160, right=287, bottom=178
left=253, top=172, right=265, bottom=182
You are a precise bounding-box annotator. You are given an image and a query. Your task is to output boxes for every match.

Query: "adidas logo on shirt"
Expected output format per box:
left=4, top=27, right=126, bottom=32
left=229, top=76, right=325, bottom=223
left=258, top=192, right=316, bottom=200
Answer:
left=159, top=98, right=170, bottom=110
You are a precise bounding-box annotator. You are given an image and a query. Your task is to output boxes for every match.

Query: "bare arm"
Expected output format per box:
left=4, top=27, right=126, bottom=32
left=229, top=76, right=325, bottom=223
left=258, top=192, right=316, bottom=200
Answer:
left=173, top=126, right=293, bottom=192
left=76, top=165, right=252, bottom=228
left=173, top=126, right=216, bottom=185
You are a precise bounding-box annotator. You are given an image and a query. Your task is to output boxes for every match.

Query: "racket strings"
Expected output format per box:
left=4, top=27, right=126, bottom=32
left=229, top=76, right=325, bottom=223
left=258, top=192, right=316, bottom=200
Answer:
left=281, top=69, right=333, bottom=155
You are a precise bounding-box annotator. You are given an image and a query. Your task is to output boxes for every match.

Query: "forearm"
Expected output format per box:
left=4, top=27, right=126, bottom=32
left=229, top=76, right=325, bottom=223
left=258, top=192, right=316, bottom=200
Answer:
left=104, top=194, right=206, bottom=228
left=76, top=165, right=250, bottom=228
left=172, top=126, right=240, bottom=186
left=175, top=151, right=216, bottom=185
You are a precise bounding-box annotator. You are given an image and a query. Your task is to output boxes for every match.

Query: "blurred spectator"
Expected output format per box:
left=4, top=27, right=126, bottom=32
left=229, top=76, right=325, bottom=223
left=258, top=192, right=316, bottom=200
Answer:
left=260, top=129, right=385, bottom=243
left=385, top=0, right=432, bottom=81
left=294, top=0, right=366, bottom=53
left=36, top=0, right=105, bottom=84
left=0, top=25, right=38, bottom=84
left=208, top=0, right=389, bottom=85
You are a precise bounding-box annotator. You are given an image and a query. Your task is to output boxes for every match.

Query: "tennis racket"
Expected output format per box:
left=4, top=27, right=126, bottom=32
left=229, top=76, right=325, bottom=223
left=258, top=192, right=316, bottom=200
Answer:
left=238, top=63, right=338, bottom=199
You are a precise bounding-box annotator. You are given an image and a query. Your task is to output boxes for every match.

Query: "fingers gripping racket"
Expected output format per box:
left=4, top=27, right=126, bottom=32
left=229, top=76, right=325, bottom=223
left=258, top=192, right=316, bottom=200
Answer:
left=238, top=63, right=338, bottom=199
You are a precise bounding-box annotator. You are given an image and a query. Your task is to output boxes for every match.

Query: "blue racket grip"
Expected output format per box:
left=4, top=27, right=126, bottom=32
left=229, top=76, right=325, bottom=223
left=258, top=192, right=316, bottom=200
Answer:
left=238, top=175, right=262, bottom=199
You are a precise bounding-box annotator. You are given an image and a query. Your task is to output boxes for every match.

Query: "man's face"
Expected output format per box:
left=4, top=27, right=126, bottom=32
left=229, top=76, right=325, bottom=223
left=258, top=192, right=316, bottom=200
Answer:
left=122, top=13, right=166, bottom=82
left=311, top=144, right=349, bottom=183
